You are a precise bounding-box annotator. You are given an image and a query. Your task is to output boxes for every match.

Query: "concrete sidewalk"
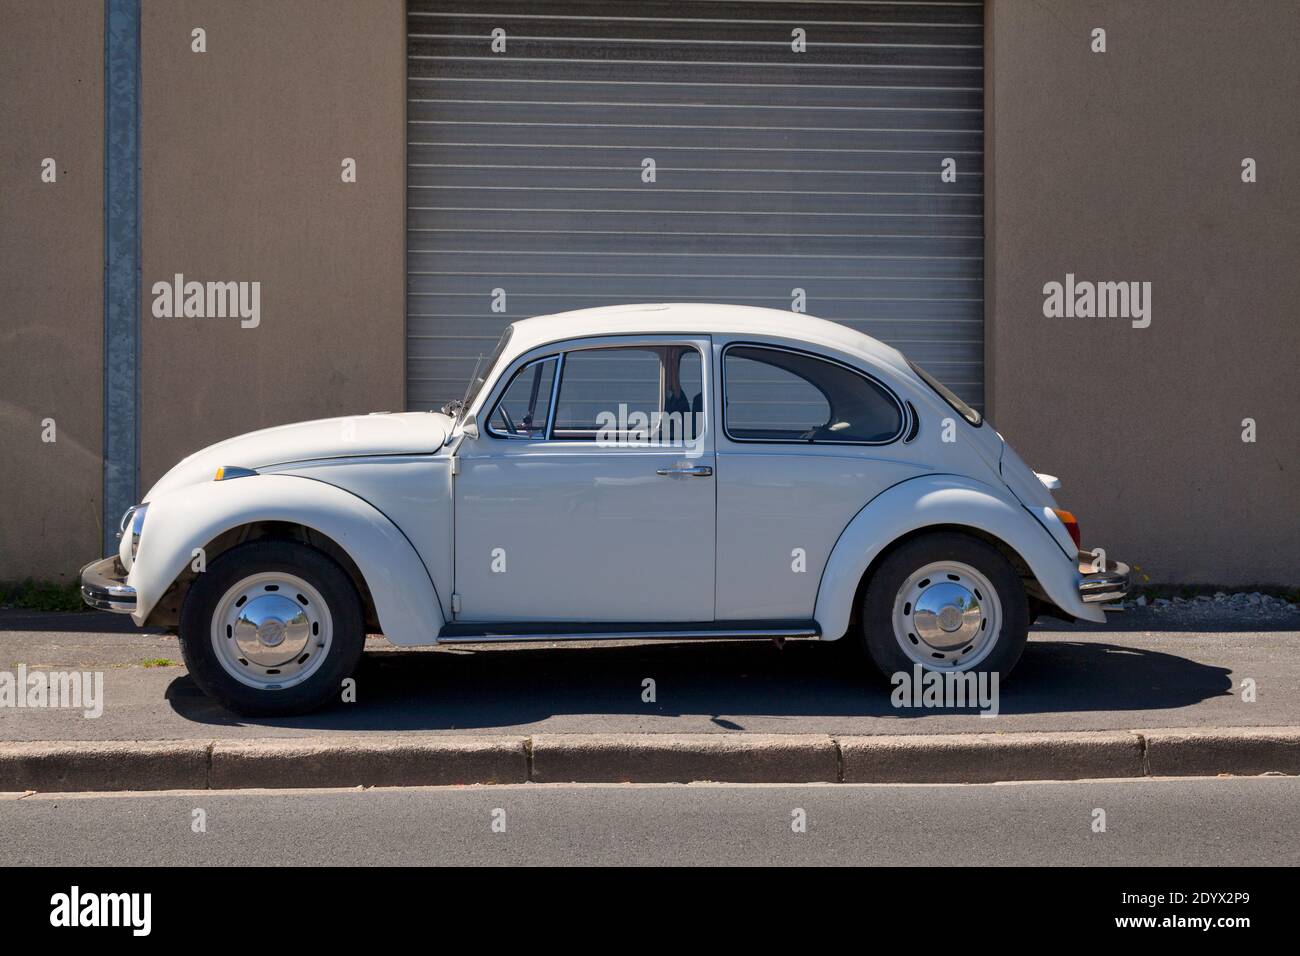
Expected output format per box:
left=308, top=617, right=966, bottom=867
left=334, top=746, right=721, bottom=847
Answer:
left=1, top=614, right=1297, bottom=740
left=2, top=610, right=1298, bottom=790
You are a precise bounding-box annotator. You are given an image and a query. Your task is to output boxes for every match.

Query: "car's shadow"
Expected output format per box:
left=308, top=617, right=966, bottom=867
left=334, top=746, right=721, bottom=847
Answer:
left=165, top=632, right=1235, bottom=731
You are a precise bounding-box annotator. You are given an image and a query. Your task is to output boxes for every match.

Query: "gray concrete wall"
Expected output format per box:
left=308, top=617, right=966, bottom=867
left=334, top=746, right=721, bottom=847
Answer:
left=138, top=0, right=406, bottom=486
left=986, top=0, right=1300, bottom=585
left=0, top=0, right=104, bottom=582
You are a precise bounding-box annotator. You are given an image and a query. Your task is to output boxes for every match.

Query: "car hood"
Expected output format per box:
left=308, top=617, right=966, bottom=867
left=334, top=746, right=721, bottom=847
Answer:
left=143, top=412, right=451, bottom=501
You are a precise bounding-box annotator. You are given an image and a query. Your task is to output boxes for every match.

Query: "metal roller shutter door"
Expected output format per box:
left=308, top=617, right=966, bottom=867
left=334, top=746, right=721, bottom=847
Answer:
left=407, top=1, right=984, bottom=412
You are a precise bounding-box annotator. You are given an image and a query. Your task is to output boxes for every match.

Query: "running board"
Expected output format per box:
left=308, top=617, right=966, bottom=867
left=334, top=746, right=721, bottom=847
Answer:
left=436, top=620, right=821, bottom=643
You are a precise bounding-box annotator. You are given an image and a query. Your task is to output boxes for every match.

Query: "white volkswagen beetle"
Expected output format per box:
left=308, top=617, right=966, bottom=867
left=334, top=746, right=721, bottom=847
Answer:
left=81, top=304, right=1129, bottom=715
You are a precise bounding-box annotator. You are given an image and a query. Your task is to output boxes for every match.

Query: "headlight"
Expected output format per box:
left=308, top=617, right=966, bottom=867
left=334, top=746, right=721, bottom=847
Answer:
left=119, top=504, right=148, bottom=561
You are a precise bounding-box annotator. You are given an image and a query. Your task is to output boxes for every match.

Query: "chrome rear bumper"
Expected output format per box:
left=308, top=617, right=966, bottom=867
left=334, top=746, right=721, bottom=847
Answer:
left=1078, top=550, right=1131, bottom=604
left=80, top=556, right=136, bottom=613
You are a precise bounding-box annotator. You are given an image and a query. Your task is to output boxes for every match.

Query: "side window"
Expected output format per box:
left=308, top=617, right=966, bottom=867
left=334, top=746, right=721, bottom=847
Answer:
left=487, top=357, right=557, bottom=439
left=552, top=346, right=704, bottom=443
left=725, top=349, right=829, bottom=437
left=723, top=346, right=902, bottom=443
left=664, top=348, right=703, bottom=443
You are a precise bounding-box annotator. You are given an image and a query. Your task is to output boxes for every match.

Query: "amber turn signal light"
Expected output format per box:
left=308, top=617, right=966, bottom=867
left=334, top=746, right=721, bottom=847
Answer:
left=1052, top=508, right=1081, bottom=549
left=214, top=465, right=258, bottom=482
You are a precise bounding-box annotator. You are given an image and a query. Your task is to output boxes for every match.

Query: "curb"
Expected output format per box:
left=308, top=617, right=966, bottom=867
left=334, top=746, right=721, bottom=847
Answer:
left=530, top=733, right=840, bottom=783
left=838, top=730, right=1147, bottom=784
left=3, top=728, right=1299, bottom=792
left=210, top=737, right=529, bottom=790
left=0, top=740, right=209, bottom=792
left=1143, top=727, right=1300, bottom=778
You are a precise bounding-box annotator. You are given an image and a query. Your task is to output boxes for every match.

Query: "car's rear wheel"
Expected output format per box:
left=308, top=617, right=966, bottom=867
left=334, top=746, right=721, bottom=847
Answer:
left=178, top=540, right=365, bottom=716
left=861, top=532, right=1029, bottom=682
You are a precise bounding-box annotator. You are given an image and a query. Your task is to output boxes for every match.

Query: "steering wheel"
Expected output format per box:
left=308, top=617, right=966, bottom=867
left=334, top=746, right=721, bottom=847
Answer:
left=799, top=419, right=850, bottom=442
left=798, top=421, right=832, bottom=441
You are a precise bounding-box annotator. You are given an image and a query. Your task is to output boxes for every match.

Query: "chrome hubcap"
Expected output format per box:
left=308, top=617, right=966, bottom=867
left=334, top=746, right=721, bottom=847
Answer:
left=892, top=561, right=1001, bottom=670
left=233, top=593, right=311, bottom=666
left=211, top=573, right=332, bottom=690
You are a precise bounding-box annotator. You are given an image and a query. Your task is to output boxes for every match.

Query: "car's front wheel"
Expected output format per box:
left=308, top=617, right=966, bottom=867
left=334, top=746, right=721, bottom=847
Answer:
left=178, top=540, right=365, bottom=716
left=860, top=532, right=1029, bottom=683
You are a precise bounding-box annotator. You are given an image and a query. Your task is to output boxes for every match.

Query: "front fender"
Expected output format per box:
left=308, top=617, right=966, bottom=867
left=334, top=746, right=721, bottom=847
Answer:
left=129, top=474, right=444, bottom=643
left=814, top=474, right=1104, bottom=640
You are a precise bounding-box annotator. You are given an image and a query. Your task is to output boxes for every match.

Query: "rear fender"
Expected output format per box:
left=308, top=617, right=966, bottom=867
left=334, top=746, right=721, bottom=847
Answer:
left=814, top=474, right=1104, bottom=640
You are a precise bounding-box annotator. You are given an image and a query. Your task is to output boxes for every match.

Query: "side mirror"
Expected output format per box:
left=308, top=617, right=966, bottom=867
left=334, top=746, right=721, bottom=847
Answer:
left=460, top=412, right=480, bottom=440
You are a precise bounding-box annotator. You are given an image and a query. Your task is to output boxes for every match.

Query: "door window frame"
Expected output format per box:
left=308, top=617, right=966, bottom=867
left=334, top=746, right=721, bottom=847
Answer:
left=484, top=353, right=565, bottom=441
left=481, top=335, right=712, bottom=448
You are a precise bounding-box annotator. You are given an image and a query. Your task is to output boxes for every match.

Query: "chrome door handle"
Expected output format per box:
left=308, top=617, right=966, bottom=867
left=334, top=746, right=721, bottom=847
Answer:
left=656, top=465, right=713, bottom=478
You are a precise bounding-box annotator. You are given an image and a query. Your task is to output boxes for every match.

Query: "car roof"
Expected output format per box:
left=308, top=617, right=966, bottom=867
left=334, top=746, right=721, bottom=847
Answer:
left=504, top=303, right=911, bottom=375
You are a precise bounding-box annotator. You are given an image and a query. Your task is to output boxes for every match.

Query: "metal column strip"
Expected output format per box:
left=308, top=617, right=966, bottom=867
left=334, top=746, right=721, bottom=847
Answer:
left=103, top=0, right=141, bottom=553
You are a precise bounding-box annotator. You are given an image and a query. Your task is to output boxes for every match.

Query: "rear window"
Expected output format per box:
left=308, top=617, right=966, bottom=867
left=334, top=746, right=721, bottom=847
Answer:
left=907, top=359, right=982, bottom=426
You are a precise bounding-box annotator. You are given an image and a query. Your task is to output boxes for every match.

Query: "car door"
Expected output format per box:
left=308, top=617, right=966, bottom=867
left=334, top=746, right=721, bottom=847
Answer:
left=452, top=336, right=715, bottom=623
left=713, top=340, right=926, bottom=621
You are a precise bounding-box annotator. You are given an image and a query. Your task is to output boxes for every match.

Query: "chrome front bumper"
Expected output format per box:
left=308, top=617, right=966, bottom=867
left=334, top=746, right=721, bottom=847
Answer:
left=1077, top=550, right=1131, bottom=604
left=80, top=556, right=136, bottom=613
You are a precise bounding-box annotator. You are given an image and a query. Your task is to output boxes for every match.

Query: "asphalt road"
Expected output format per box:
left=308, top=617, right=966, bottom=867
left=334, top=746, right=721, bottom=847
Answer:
left=0, top=609, right=1296, bottom=740
left=1, top=776, right=1295, bottom=866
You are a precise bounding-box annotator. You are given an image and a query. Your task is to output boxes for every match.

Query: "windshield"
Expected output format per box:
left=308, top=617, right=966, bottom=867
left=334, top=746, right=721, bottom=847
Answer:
left=907, top=359, right=982, bottom=426
left=450, top=326, right=513, bottom=417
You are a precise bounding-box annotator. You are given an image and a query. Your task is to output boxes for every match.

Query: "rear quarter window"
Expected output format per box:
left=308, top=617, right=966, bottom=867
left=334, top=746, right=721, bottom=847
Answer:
left=723, top=345, right=903, bottom=444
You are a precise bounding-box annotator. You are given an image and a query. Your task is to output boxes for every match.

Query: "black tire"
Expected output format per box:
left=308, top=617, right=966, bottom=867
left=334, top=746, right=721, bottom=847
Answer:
left=178, top=540, right=365, bottom=716
left=860, top=532, right=1029, bottom=683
